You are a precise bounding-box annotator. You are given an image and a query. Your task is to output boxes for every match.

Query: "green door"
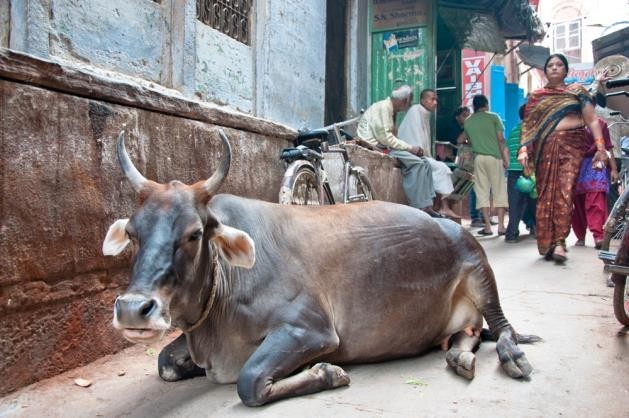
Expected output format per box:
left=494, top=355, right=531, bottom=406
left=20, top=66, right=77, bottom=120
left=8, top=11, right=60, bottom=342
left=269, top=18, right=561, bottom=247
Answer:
left=370, top=27, right=433, bottom=104
left=369, top=0, right=434, bottom=105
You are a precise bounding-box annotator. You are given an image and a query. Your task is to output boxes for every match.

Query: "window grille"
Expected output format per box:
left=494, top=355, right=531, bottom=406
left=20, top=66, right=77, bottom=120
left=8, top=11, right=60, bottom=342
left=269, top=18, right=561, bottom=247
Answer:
left=197, top=0, right=251, bottom=45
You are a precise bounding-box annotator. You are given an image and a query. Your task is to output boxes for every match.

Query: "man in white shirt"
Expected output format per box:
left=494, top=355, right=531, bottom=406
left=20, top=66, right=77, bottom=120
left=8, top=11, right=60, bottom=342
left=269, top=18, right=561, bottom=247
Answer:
left=357, top=85, right=440, bottom=217
left=398, top=89, right=460, bottom=218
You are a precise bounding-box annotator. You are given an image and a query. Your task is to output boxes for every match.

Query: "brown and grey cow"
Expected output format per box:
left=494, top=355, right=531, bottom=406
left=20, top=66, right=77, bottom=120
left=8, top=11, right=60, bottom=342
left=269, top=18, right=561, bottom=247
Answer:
left=103, top=129, right=536, bottom=406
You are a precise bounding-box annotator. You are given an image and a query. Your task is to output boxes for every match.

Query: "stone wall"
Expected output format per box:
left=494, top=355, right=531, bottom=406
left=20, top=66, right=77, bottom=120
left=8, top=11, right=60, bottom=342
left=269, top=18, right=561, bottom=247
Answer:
left=0, top=48, right=405, bottom=395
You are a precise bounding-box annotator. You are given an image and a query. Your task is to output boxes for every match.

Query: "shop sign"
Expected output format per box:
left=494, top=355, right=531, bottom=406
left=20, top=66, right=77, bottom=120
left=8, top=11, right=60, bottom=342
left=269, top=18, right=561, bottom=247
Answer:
left=461, top=50, right=489, bottom=108
left=383, top=29, right=419, bottom=53
left=566, top=65, right=595, bottom=85
left=372, top=0, right=430, bottom=31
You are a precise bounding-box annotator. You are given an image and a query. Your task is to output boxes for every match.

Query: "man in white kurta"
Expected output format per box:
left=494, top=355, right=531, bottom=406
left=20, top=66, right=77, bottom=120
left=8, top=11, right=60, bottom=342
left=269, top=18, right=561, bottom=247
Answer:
left=356, top=85, right=441, bottom=217
left=398, top=89, right=459, bottom=218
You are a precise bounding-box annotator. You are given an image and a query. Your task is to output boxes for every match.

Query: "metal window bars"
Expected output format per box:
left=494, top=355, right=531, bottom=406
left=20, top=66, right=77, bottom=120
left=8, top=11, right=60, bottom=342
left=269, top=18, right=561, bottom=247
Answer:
left=196, top=0, right=251, bottom=45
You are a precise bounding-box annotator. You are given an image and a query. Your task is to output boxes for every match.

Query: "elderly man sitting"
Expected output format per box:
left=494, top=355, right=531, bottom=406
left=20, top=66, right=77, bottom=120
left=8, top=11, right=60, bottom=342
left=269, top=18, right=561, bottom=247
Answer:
left=356, top=85, right=441, bottom=217
left=398, top=89, right=460, bottom=218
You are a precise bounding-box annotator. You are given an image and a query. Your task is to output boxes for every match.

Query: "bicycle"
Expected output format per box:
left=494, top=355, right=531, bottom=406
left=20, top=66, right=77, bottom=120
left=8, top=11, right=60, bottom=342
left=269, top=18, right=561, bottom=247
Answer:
left=596, top=77, right=629, bottom=325
left=278, top=115, right=375, bottom=205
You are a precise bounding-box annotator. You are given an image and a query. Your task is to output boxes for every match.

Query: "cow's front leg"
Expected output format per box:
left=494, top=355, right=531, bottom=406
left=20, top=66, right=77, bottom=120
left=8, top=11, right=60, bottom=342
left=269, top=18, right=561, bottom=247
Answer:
left=236, top=324, right=346, bottom=406
left=158, top=333, right=205, bottom=381
left=445, top=330, right=481, bottom=380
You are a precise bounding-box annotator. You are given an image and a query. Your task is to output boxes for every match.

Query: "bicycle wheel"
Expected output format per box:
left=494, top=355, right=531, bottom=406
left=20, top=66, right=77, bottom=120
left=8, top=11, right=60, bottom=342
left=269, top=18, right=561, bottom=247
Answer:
left=347, top=167, right=376, bottom=202
left=279, top=165, right=330, bottom=205
left=612, top=274, right=629, bottom=325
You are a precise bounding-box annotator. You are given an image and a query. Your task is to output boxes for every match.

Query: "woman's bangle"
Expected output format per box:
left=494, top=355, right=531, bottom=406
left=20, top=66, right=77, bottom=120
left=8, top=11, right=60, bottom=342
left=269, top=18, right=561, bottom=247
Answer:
left=594, top=138, right=605, bottom=150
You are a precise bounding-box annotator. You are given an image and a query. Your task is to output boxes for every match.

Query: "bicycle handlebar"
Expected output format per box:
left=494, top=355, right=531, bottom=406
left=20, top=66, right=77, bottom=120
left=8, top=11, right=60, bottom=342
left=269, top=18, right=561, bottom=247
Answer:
left=606, top=78, right=629, bottom=89
left=322, top=115, right=362, bottom=131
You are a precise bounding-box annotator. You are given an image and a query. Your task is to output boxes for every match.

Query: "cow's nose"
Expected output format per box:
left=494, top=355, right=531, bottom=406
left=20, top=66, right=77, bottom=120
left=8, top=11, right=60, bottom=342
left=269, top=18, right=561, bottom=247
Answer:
left=115, top=295, right=159, bottom=327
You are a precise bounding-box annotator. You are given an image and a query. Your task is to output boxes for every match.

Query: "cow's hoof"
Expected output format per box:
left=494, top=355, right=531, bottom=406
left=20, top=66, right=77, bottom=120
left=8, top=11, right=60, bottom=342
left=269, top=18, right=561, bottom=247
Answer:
left=158, top=349, right=205, bottom=381
left=446, top=350, right=476, bottom=380
left=311, top=362, right=350, bottom=388
left=497, top=332, right=533, bottom=379
left=500, top=352, right=533, bottom=379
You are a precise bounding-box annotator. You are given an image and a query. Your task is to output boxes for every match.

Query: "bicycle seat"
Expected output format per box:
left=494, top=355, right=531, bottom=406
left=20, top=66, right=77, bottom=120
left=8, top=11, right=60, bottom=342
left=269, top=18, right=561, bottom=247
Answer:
left=296, top=128, right=329, bottom=149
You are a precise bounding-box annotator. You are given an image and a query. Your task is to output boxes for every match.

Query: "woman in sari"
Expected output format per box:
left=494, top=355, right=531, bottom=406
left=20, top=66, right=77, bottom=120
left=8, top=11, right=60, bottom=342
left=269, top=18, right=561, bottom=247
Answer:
left=518, top=53, right=608, bottom=263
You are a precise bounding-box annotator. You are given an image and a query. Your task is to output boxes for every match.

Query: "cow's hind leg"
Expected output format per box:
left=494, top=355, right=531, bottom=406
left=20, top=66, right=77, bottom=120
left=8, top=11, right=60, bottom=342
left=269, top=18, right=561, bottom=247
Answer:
left=464, top=262, right=534, bottom=379
left=158, top=333, right=205, bottom=381
left=446, top=331, right=480, bottom=380
left=236, top=324, right=347, bottom=406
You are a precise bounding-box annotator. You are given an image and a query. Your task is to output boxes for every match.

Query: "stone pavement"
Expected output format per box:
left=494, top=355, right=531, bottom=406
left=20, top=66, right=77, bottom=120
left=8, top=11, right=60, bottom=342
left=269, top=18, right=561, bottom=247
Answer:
left=0, top=223, right=627, bottom=418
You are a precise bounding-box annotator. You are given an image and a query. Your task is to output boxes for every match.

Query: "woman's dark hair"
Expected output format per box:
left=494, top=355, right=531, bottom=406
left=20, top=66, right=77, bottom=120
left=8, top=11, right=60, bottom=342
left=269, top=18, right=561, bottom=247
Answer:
left=472, top=94, right=488, bottom=112
left=518, top=104, right=526, bottom=120
left=543, top=53, right=569, bottom=75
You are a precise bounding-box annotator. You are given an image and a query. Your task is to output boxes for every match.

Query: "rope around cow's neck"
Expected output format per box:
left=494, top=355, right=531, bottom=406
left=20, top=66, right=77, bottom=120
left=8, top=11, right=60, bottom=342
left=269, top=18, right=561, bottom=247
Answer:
left=178, top=244, right=220, bottom=333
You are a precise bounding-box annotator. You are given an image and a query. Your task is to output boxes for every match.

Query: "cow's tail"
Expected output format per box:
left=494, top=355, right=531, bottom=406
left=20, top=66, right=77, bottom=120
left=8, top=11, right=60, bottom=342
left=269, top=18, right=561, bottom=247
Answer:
left=480, top=328, right=543, bottom=344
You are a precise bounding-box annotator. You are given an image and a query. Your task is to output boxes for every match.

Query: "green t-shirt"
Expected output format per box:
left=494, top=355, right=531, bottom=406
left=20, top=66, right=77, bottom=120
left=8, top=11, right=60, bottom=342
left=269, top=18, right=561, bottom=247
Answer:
left=463, top=111, right=505, bottom=159
left=507, top=123, right=523, bottom=171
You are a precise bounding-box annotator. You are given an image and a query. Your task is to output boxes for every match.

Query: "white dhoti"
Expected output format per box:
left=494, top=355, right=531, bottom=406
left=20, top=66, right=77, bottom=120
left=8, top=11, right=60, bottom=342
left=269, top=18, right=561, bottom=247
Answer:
left=427, top=158, right=454, bottom=195
left=398, top=104, right=455, bottom=197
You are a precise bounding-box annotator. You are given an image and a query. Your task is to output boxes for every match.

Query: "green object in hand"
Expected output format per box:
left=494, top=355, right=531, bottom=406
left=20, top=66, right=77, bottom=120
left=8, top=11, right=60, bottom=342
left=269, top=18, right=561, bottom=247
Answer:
left=516, top=174, right=535, bottom=194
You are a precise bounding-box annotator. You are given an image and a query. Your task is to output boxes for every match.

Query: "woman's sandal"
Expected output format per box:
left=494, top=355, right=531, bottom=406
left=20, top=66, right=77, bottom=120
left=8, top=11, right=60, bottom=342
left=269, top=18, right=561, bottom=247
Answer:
left=552, top=246, right=567, bottom=263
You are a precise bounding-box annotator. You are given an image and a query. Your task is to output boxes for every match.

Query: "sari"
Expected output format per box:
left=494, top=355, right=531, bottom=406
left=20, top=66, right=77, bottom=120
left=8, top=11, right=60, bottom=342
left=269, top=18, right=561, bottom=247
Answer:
left=520, top=84, right=593, bottom=256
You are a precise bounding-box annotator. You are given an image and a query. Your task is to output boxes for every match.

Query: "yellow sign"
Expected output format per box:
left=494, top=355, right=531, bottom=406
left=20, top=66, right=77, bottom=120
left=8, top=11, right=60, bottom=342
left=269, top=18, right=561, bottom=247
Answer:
left=372, top=0, right=430, bottom=31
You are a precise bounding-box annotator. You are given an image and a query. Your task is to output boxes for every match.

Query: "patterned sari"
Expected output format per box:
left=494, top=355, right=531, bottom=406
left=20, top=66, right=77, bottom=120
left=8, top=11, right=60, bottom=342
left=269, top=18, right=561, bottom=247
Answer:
left=521, top=84, right=593, bottom=256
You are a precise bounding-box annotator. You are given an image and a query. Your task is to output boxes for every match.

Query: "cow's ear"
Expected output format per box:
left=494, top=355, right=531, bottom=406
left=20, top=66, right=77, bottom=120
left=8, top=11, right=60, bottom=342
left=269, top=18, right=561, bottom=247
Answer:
left=211, top=224, right=256, bottom=268
left=103, top=219, right=131, bottom=256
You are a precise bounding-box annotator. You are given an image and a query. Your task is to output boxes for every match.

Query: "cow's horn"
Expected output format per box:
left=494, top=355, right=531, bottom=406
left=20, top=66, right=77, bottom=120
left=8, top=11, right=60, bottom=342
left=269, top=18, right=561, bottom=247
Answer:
left=202, top=129, right=232, bottom=195
left=116, top=131, right=150, bottom=193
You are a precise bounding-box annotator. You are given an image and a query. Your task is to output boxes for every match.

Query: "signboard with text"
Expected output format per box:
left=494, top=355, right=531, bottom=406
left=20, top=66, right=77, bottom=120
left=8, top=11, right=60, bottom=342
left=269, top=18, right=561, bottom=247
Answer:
left=372, top=0, right=430, bottom=31
left=382, top=29, right=419, bottom=53
left=461, top=49, right=490, bottom=108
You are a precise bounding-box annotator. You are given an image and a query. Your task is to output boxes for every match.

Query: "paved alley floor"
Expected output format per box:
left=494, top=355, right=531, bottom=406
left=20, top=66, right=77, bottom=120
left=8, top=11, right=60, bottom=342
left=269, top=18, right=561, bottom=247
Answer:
left=0, top=224, right=627, bottom=418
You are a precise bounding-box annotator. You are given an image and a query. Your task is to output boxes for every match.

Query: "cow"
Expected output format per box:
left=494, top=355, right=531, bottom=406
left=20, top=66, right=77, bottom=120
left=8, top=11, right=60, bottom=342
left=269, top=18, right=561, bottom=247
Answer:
left=103, top=129, right=536, bottom=406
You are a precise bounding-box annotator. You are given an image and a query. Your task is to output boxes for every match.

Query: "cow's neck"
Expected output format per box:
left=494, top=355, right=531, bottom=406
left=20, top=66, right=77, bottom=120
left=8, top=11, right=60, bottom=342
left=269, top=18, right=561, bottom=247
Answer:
left=177, top=242, right=221, bottom=333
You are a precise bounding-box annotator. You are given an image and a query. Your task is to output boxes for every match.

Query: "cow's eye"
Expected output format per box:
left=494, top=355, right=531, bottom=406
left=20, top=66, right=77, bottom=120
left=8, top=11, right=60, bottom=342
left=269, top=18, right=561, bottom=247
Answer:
left=189, top=229, right=203, bottom=242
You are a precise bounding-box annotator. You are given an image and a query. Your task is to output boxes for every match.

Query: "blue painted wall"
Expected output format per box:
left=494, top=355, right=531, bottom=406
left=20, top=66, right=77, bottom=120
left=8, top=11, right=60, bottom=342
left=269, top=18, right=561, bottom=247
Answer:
left=490, top=65, right=526, bottom=136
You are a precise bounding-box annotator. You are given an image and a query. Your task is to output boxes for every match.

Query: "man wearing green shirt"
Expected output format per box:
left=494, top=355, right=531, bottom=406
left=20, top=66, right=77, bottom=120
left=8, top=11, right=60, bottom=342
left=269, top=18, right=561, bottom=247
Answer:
left=464, top=95, right=509, bottom=236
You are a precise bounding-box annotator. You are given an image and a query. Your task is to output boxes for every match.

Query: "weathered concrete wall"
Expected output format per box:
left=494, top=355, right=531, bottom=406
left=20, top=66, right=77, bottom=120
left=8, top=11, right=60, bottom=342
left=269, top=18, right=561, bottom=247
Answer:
left=0, top=0, right=8, bottom=48
left=48, top=0, right=167, bottom=83
left=195, top=24, right=254, bottom=112
left=254, top=0, right=327, bottom=128
left=6, top=0, right=328, bottom=129
left=0, top=48, right=405, bottom=395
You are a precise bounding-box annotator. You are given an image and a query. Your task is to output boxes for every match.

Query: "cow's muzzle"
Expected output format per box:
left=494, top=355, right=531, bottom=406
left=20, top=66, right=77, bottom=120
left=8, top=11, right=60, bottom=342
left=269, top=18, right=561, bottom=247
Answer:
left=113, top=294, right=171, bottom=343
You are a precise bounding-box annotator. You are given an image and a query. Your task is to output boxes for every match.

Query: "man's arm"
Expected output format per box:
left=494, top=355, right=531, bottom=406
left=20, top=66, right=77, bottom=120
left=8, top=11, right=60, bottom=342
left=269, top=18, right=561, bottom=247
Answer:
left=374, top=104, right=416, bottom=152
left=497, top=130, right=509, bottom=169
